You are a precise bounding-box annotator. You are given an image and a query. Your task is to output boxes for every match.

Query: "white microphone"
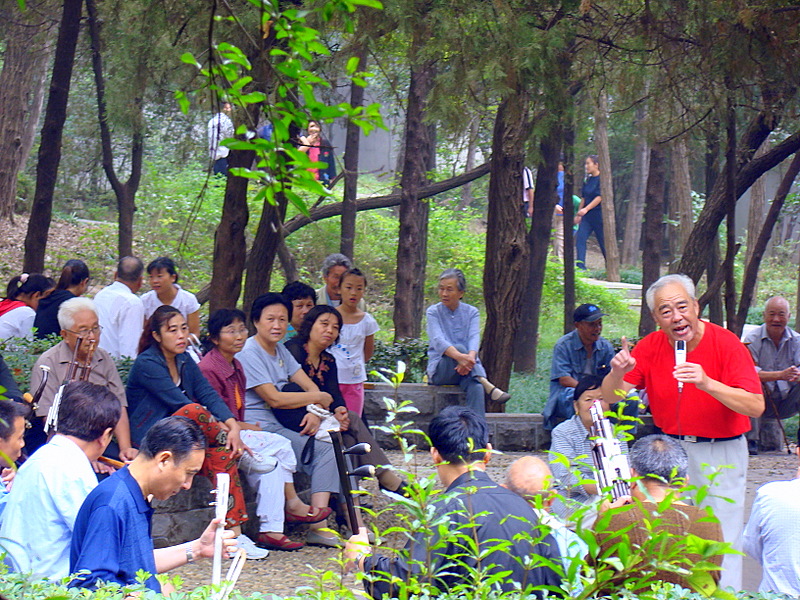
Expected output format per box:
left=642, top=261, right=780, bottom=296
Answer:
left=675, top=340, right=687, bottom=391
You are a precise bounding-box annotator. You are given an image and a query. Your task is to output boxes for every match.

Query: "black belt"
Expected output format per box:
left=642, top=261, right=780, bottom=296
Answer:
left=666, top=434, right=742, bottom=443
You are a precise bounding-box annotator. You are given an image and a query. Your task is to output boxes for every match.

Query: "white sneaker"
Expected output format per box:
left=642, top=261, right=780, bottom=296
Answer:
left=238, top=452, right=278, bottom=475
left=236, top=534, right=270, bottom=560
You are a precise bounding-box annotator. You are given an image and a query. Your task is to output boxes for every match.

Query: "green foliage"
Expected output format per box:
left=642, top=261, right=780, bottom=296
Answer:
left=0, top=335, right=60, bottom=392
left=367, top=338, right=428, bottom=383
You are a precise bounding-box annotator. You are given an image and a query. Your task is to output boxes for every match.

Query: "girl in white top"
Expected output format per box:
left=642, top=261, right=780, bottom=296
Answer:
left=329, top=268, right=378, bottom=415
left=0, top=274, right=53, bottom=340
left=140, top=257, right=201, bottom=335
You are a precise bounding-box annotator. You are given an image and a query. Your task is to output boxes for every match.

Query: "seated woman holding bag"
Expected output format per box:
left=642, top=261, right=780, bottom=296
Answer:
left=284, top=305, right=405, bottom=496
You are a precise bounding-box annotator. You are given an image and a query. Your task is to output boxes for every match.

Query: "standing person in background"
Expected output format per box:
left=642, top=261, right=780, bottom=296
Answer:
left=575, top=155, right=606, bottom=271
left=330, top=269, right=378, bottom=416
left=281, top=281, right=317, bottom=342
left=34, top=259, right=90, bottom=339
left=94, top=257, right=145, bottom=359
left=0, top=274, right=53, bottom=340
left=298, top=120, right=336, bottom=186
left=426, top=268, right=510, bottom=416
left=141, top=257, right=201, bottom=336
left=522, top=166, right=534, bottom=218
left=316, top=253, right=366, bottom=310
left=208, top=101, right=233, bottom=176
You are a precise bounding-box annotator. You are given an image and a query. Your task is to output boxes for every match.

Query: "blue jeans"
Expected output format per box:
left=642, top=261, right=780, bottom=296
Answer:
left=576, top=208, right=605, bottom=270
left=429, top=345, right=487, bottom=415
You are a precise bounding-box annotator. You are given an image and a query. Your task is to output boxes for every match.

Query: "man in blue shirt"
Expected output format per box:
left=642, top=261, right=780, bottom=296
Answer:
left=543, top=303, right=614, bottom=430
left=69, top=416, right=237, bottom=593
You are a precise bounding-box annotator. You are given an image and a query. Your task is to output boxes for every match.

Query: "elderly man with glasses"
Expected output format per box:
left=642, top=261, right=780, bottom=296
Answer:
left=28, top=298, right=136, bottom=464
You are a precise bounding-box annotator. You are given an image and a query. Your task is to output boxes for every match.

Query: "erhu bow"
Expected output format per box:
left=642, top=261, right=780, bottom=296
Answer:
left=210, top=473, right=246, bottom=600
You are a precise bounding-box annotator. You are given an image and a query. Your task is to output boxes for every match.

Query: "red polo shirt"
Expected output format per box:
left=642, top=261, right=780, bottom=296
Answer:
left=624, top=321, right=761, bottom=438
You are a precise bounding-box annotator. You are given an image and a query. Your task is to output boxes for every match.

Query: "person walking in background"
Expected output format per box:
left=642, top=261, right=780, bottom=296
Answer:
left=575, top=155, right=606, bottom=271
left=298, top=120, right=336, bottom=185
left=93, top=257, right=145, bottom=359
left=0, top=273, right=53, bottom=340
left=426, top=268, right=510, bottom=415
left=330, top=268, right=378, bottom=416
left=522, top=166, right=534, bottom=218
left=34, top=259, right=91, bottom=339
left=208, top=101, right=233, bottom=176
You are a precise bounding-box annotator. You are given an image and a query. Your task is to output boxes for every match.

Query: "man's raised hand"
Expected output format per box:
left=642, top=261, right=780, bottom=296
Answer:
left=610, top=336, right=636, bottom=375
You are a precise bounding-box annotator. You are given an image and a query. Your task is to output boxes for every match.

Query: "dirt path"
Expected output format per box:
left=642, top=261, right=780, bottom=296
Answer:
left=169, top=449, right=796, bottom=597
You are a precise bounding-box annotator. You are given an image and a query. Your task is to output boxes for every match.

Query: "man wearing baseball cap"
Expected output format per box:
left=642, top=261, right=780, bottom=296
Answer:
left=543, top=303, right=614, bottom=429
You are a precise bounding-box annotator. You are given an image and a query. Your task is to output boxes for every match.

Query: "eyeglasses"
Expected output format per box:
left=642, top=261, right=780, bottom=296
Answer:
left=220, top=327, right=249, bottom=336
left=66, top=325, right=103, bottom=336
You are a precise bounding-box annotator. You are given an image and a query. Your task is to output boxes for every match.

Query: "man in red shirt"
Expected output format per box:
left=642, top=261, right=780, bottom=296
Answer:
left=602, top=273, right=763, bottom=591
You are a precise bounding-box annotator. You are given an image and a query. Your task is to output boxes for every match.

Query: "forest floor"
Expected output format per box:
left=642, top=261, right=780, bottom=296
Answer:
left=169, top=449, right=795, bottom=597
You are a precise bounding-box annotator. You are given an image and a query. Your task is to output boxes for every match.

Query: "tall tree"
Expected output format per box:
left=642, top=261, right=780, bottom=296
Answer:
left=0, top=0, right=55, bottom=220
left=594, top=91, right=620, bottom=281
left=639, top=145, right=667, bottom=337
left=23, top=0, right=83, bottom=272
left=670, top=136, right=693, bottom=262
left=621, top=106, right=650, bottom=266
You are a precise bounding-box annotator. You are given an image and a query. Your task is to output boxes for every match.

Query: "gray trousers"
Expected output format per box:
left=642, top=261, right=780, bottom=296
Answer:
left=747, top=383, right=800, bottom=450
left=679, top=435, right=747, bottom=591
left=429, top=345, right=486, bottom=415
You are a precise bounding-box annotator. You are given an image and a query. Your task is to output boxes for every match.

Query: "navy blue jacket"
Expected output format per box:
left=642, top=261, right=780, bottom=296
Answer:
left=126, top=345, right=234, bottom=445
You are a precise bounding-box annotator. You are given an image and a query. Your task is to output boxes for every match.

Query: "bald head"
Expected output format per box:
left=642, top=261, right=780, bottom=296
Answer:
left=505, top=456, right=554, bottom=503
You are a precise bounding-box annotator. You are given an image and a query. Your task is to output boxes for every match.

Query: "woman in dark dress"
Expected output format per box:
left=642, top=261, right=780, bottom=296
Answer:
left=34, top=260, right=90, bottom=338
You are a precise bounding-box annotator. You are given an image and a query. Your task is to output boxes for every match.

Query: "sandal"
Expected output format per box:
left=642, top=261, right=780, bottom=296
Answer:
left=487, top=386, right=511, bottom=403
left=285, top=505, right=333, bottom=524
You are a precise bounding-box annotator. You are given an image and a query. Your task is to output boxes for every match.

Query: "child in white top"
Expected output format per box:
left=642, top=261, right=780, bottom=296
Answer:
left=330, top=268, right=378, bottom=415
left=140, top=257, right=201, bottom=335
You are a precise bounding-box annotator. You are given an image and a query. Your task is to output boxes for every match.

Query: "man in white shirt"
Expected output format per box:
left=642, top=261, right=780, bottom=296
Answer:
left=0, top=381, right=120, bottom=580
left=208, top=102, right=233, bottom=175
left=93, top=256, right=145, bottom=359
left=744, top=429, right=800, bottom=595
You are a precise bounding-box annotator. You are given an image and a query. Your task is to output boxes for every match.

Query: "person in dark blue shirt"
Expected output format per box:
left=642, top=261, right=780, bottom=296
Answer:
left=69, top=416, right=236, bottom=593
left=575, top=155, right=606, bottom=270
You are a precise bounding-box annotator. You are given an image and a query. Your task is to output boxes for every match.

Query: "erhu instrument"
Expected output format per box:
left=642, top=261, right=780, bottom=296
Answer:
left=589, top=399, right=631, bottom=501
left=20, top=365, right=50, bottom=420
left=329, top=429, right=374, bottom=535
left=210, top=473, right=246, bottom=600
left=45, top=337, right=96, bottom=433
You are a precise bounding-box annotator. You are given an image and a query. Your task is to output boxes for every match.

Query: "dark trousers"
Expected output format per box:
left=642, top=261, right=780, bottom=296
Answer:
left=576, top=208, right=606, bottom=270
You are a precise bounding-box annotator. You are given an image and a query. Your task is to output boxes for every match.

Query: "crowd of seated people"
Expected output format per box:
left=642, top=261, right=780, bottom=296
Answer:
left=0, top=257, right=794, bottom=598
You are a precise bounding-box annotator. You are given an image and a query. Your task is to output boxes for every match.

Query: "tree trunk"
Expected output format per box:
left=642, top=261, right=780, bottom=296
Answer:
left=705, top=125, right=723, bottom=324
left=735, top=152, right=800, bottom=336
left=594, top=92, right=620, bottom=281
left=514, top=123, right=562, bottom=372
left=209, top=148, right=254, bottom=313
left=563, top=123, right=576, bottom=334
left=243, top=191, right=288, bottom=318
left=339, top=45, right=367, bottom=260
left=621, top=107, right=650, bottom=267
left=22, top=0, right=83, bottom=272
left=458, top=116, right=480, bottom=210
left=480, top=91, right=530, bottom=411
left=671, top=136, right=693, bottom=258
left=723, top=97, right=738, bottom=332
left=277, top=239, right=298, bottom=284
left=0, top=1, right=55, bottom=219
left=678, top=110, right=800, bottom=283
left=745, top=141, right=769, bottom=268
left=392, top=48, right=435, bottom=341
left=86, top=0, right=144, bottom=258
left=639, top=145, right=667, bottom=337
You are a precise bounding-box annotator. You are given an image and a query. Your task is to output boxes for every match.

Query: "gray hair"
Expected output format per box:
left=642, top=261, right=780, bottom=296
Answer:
left=764, top=296, right=790, bottom=314
left=645, top=274, right=696, bottom=311
left=628, top=434, right=688, bottom=485
left=58, top=297, right=97, bottom=331
left=321, top=253, right=352, bottom=278
left=439, top=268, right=466, bottom=292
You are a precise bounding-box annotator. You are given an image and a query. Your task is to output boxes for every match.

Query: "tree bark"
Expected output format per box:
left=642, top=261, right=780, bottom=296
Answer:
left=621, top=106, right=649, bottom=267
left=0, top=0, right=55, bottom=220
left=723, top=97, right=738, bottom=332
left=86, top=0, right=144, bottom=258
left=563, top=124, right=576, bottom=335
left=277, top=238, right=298, bottom=284
left=735, top=152, right=800, bottom=335
left=283, top=163, right=490, bottom=234
left=514, top=122, right=562, bottom=372
left=243, top=191, right=288, bottom=318
left=458, top=116, right=480, bottom=210
left=392, top=47, right=435, bottom=341
left=639, top=145, right=667, bottom=338
left=704, top=125, right=723, bottom=324
left=594, top=92, right=620, bottom=281
left=22, top=0, right=83, bottom=272
left=670, top=136, right=693, bottom=258
left=339, top=45, right=367, bottom=260
left=744, top=141, right=769, bottom=268
left=677, top=109, right=800, bottom=283
left=209, top=149, right=254, bottom=313
left=480, top=91, right=530, bottom=411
